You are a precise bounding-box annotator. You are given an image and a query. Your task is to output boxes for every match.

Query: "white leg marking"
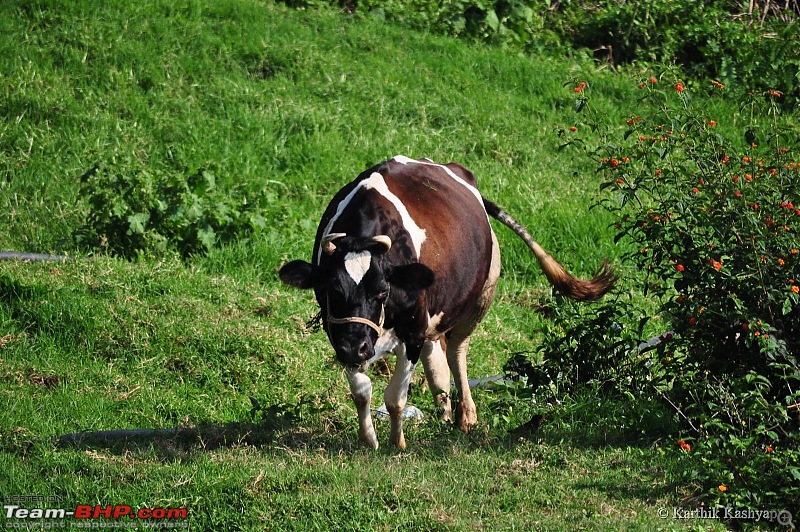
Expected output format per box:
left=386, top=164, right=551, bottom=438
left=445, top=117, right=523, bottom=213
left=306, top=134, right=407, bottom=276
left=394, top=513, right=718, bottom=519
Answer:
left=420, top=339, right=452, bottom=422
left=384, top=344, right=415, bottom=450
left=346, top=368, right=378, bottom=449
left=344, top=251, right=372, bottom=285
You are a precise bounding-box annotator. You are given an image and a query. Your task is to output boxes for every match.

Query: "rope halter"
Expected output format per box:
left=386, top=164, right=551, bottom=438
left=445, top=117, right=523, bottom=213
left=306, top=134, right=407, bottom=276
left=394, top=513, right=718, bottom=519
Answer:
left=327, top=304, right=385, bottom=337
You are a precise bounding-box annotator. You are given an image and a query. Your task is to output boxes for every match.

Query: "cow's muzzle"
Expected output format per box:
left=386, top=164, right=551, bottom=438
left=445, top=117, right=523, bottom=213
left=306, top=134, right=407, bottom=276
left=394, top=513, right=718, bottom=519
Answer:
left=328, top=306, right=385, bottom=366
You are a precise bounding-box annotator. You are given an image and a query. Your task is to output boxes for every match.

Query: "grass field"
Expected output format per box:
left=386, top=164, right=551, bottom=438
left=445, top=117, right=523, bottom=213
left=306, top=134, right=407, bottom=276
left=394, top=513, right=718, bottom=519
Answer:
left=0, top=0, right=754, bottom=529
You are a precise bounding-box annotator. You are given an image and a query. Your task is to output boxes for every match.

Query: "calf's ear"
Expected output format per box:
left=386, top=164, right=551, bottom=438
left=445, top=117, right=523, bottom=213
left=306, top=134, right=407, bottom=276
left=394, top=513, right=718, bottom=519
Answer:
left=279, top=260, right=320, bottom=289
left=387, top=263, right=435, bottom=292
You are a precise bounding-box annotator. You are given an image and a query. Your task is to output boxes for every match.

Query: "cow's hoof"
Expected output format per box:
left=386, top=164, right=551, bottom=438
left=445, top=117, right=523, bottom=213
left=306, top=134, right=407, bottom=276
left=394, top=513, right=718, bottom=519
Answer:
left=391, top=434, right=406, bottom=451
left=360, top=431, right=379, bottom=450
left=455, top=402, right=477, bottom=433
left=435, top=393, right=452, bottom=422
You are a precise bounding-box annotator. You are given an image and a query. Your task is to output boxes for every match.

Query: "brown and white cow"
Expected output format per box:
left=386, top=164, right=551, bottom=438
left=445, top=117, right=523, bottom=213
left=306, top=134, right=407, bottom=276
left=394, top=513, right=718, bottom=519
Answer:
left=279, top=155, right=616, bottom=449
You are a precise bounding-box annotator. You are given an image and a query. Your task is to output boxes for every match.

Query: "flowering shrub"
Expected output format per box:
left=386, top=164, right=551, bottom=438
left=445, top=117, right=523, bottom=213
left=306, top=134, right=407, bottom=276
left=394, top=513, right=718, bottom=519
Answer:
left=551, top=76, right=800, bottom=512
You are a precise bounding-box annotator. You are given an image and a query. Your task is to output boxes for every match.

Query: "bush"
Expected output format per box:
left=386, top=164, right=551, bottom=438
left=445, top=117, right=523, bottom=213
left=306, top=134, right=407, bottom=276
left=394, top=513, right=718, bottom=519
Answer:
left=555, top=0, right=800, bottom=105
left=547, top=74, right=800, bottom=512
left=277, top=0, right=800, bottom=105
left=74, top=161, right=266, bottom=259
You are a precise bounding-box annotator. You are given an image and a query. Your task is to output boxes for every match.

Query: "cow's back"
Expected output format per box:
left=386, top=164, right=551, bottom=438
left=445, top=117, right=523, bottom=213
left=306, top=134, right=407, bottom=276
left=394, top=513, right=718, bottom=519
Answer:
left=314, top=156, right=495, bottom=337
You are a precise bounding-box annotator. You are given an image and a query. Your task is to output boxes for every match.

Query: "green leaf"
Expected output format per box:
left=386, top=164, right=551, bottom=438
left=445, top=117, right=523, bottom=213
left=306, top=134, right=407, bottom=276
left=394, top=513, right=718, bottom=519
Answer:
left=127, top=212, right=150, bottom=235
left=484, top=10, right=499, bottom=31
left=782, top=297, right=793, bottom=315
left=197, top=226, right=216, bottom=250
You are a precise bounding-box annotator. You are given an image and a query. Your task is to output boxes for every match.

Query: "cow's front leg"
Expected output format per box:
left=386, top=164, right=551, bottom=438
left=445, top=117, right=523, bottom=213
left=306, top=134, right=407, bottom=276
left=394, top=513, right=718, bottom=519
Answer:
left=346, top=368, right=378, bottom=449
left=384, top=343, right=417, bottom=450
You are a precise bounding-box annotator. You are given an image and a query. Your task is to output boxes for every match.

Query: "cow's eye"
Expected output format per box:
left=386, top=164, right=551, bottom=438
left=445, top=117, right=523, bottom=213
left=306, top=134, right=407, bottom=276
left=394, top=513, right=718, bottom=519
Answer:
left=374, top=290, right=390, bottom=302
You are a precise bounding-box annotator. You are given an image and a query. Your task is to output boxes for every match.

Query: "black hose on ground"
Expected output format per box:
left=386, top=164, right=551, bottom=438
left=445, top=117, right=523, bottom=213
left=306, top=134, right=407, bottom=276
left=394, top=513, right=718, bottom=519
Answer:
left=0, top=252, right=75, bottom=261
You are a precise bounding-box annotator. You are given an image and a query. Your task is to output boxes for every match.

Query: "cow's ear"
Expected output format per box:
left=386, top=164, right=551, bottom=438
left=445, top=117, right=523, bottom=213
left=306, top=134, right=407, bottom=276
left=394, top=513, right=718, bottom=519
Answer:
left=279, top=260, right=320, bottom=289
left=387, top=263, right=435, bottom=291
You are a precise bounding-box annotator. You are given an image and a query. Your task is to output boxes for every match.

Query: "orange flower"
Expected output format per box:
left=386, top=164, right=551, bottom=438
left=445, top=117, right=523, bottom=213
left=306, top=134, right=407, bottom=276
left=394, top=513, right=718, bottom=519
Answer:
left=778, top=258, right=785, bottom=267
left=791, top=249, right=798, bottom=255
left=766, top=446, right=774, bottom=453
left=569, top=126, right=577, bottom=132
left=675, top=82, right=685, bottom=92
left=719, top=485, right=728, bottom=492
left=678, top=439, right=691, bottom=452
left=709, top=120, right=717, bottom=127
left=574, top=87, right=582, bottom=93
left=675, top=264, right=685, bottom=272
left=711, top=260, right=722, bottom=271
left=792, top=285, right=799, bottom=294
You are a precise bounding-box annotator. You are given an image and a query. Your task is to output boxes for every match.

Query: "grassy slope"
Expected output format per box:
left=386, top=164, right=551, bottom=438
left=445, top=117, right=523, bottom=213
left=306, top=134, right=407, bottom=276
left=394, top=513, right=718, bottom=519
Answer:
left=0, top=1, right=735, bottom=530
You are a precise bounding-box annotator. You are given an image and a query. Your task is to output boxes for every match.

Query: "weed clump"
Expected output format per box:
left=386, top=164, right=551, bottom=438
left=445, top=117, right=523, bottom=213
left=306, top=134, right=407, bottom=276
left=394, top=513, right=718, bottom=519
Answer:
left=74, top=160, right=267, bottom=259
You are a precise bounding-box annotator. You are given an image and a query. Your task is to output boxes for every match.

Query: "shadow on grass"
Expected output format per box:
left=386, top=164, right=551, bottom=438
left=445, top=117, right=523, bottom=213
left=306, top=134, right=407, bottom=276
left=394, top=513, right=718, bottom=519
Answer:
left=53, top=420, right=364, bottom=458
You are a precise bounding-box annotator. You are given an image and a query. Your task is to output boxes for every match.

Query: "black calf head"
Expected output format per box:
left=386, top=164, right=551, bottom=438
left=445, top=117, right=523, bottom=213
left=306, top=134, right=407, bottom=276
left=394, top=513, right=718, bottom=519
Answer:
left=279, top=234, right=434, bottom=366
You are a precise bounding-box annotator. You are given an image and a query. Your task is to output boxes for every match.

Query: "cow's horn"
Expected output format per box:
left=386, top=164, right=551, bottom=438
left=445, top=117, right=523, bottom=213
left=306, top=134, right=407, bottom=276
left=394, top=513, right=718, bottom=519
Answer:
left=372, top=235, right=392, bottom=252
left=322, top=233, right=346, bottom=255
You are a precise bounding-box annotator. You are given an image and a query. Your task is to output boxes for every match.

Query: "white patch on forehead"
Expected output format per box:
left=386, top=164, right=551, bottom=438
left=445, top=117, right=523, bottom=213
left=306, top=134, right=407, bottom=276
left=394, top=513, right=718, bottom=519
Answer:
left=344, top=251, right=372, bottom=285
left=392, top=155, right=486, bottom=211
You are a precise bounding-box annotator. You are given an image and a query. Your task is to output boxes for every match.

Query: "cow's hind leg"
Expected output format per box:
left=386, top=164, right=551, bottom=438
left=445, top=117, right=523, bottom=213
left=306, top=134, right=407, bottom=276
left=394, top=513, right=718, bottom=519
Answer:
left=446, top=333, right=477, bottom=433
left=445, top=230, right=500, bottom=433
left=384, top=344, right=415, bottom=450
left=346, top=369, right=379, bottom=449
left=420, top=339, right=451, bottom=422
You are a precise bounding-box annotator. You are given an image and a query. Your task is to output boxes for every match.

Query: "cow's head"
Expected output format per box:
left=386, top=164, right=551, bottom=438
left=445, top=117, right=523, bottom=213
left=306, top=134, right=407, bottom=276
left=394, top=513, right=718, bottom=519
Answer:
left=279, top=234, right=434, bottom=367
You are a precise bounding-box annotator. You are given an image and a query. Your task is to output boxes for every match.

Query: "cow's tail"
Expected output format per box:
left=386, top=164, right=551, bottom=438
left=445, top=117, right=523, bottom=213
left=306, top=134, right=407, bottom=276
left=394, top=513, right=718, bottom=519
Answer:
left=483, top=198, right=617, bottom=301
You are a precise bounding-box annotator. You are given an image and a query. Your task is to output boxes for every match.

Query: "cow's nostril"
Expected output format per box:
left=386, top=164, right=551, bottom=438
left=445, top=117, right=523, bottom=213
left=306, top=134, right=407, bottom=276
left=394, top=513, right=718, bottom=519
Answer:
left=358, top=340, right=371, bottom=359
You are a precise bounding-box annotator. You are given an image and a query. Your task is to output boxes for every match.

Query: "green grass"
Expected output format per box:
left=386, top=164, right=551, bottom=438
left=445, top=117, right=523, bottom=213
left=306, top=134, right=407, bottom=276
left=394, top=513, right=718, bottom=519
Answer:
left=0, top=0, right=752, bottom=529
